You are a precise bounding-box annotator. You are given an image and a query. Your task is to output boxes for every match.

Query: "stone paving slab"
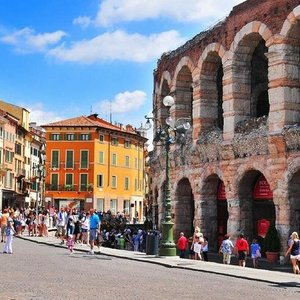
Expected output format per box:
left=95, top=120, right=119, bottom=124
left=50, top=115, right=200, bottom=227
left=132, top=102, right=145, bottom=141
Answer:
left=16, top=234, right=300, bottom=288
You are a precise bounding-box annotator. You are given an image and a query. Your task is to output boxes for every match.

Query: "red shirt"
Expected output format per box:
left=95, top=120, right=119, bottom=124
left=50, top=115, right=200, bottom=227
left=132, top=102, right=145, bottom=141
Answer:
left=177, top=236, right=188, bottom=250
left=236, top=238, right=249, bottom=252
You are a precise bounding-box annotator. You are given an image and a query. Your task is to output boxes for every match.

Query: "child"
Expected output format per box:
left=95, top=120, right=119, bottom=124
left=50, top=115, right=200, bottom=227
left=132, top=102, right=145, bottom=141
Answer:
left=66, top=216, right=75, bottom=255
left=202, top=236, right=209, bottom=261
left=250, top=238, right=261, bottom=268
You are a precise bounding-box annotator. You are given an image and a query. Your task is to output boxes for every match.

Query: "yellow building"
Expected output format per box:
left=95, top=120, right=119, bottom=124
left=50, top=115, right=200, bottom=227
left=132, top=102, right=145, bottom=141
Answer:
left=42, top=114, right=147, bottom=222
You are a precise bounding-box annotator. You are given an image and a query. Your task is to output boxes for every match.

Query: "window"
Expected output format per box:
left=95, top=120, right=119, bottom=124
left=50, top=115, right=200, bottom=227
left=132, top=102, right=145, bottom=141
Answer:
left=124, top=140, right=131, bottom=148
left=125, top=155, right=130, bottom=168
left=65, top=173, right=73, bottom=186
left=112, top=153, right=117, bottom=166
left=110, top=199, right=117, bottom=215
left=111, top=176, right=117, bottom=188
left=111, top=137, right=118, bottom=146
left=80, top=174, right=88, bottom=191
left=66, top=150, right=74, bottom=168
left=97, top=174, right=103, bottom=188
left=65, top=133, right=75, bottom=141
left=51, top=174, right=58, bottom=190
left=123, top=200, right=130, bottom=215
left=15, top=143, right=22, bottom=155
left=51, top=134, right=60, bottom=141
left=51, top=150, right=59, bottom=169
left=97, top=198, right=104, bottom=212
left=98, top=151, right=104, bottom=164
left=124, top=177, right=129, bottom=190
left=80, top=150, right=88, bottom=169
left=79, top=134, right=90, bottom=140
left=134, top=158, right=138, bottom=169
left=5, top=150, right=14, bottom=163
left=99, top=134, right=104, bottom=142
left=4, top=172, right=13, bottom=189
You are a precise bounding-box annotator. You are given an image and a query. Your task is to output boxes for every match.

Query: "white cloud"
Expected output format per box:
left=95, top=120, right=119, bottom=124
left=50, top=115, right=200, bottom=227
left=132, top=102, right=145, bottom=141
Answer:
left=0, top=27, right=66, bottom=53
left=95, top=0, right=245, bottom=26
left=26, top=103, right=64, bottom=125
left=48, top=29, right=184, bottom=63
left=73, top=16, right=92, bottom=28
left=98, top=90, right=147, bottom=114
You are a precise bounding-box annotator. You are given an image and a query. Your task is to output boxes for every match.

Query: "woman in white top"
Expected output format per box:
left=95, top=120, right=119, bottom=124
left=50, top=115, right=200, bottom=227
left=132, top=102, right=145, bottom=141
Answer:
left=3, top=211, right=16, bottom=254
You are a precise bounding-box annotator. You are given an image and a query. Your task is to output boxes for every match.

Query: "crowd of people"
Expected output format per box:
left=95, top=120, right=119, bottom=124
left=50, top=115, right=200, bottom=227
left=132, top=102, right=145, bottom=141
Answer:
left=1, top=206, right=300, bottom=274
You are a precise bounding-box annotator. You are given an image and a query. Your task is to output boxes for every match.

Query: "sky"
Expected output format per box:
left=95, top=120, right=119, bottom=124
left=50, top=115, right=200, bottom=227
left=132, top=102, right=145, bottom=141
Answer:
left=0, top=0, right=244, bottom=131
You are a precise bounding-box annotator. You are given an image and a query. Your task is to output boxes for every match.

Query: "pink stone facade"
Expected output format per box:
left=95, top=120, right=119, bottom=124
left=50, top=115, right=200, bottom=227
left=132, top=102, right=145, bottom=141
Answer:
left=150, top=0, right=300, bottom=252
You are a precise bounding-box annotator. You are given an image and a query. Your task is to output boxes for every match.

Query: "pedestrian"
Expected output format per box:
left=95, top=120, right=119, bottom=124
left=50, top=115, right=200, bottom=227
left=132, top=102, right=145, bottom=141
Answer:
left=57, top=207, right=67, bottom=244
left=235, top=233, right=249, bottom=267
left=0, top=208, right=9, bottom=243
left=202, top=236, right=209, bottom=261
left=66, top=216, right=75, bottom=255
left=89, top=209, right=100, bottom=254
left=3, top=211, right=16, bottom=254
left=250, top=238, right=261, bottom=268
left=219, top=234, right=234, bottom=265
left=191, top=236, right=202, bottom=260
left=177, top=232, right=188, bottom=258
left=285, top=231, right=300, bottom=274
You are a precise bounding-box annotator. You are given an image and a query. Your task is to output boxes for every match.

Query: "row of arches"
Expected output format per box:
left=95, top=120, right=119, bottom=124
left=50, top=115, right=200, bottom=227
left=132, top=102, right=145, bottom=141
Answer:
left=155, top=6, right=300, bottom=140
left=152, top=168, right=300, bottom=251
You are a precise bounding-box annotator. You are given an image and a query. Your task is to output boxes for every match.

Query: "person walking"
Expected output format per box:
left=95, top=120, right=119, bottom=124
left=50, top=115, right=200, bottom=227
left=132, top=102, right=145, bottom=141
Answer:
left=0, top=208, right=9, bottom=243
left=219, top=234, right=234, bottom=265
left=177, top=232, right=188, bottom=258
left=250, top=238, right=261, bottom=268
left=202, top=236, right=209, bottom=261
left=285, top=231, right=300, bottom=274
left=235, top=233, right=249, bottom=267
left=3, top=211, right=16, bottom=254
left=89, top=209, right=100, bottom=254
left=66, top=216, right=75, bottom=255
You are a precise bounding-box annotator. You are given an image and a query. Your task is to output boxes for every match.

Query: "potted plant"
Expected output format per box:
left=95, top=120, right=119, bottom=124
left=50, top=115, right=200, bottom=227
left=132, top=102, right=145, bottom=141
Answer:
left=263, top=222, right=281, bottom=263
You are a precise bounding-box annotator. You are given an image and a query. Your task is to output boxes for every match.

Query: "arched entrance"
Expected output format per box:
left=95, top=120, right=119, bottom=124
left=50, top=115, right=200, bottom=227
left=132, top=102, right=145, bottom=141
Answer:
left=238, top=171, right=275, bottom=243
left=217, top=181, right=228, bottom=246
left=288, top=170, right=300, bottom=233
left=174, top=178, right=194, bottom=239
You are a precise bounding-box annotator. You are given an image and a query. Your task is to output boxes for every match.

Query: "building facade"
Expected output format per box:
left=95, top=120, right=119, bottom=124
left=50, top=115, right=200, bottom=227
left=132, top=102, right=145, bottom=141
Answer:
left=42, top=114, right=147, bottom=222
left=150, top=0, right=300, bottom=251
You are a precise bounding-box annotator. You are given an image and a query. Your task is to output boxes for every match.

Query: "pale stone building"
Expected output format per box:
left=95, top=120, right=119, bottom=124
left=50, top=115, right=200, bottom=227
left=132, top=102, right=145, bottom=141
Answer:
left=149, top=0, right=300, bottom=251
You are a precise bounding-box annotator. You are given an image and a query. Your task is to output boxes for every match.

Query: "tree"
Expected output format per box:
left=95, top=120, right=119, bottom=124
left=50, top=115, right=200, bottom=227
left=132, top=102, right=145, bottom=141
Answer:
left=263, top=222, right=280, bottom=253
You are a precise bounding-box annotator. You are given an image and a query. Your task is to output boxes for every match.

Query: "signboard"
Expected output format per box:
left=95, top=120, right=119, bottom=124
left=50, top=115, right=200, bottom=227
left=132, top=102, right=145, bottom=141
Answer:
left=257, top=219, right=270, bottom=238
left=253, top=174, right=273, bottom=199
left=217, top=181, right=226, bottom=201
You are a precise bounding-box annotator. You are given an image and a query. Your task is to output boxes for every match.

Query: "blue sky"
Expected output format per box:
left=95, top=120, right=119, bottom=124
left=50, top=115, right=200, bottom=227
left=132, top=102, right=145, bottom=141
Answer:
left=0, top=0, right=244, bottom=129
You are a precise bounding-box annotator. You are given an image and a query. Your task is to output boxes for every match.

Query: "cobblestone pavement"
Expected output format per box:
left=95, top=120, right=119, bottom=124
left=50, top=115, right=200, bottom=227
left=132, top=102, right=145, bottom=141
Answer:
left=0, top=238, right=300, bottom=300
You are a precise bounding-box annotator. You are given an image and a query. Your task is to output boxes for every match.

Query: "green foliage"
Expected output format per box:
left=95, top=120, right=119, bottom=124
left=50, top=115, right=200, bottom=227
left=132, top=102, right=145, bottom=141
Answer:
left=263, top=222, right=281, bottom=252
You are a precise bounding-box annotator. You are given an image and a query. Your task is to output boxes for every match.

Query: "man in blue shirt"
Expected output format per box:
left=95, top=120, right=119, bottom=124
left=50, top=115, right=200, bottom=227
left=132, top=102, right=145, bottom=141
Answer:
left=89, top=209, right=100, bottom=254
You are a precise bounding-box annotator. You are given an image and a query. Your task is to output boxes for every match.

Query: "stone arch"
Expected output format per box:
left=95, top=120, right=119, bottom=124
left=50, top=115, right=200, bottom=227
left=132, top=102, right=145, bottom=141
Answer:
left=197, top=43, right=226, bottom=132
left=237, top=168, right=275, bottom=244
left=224, top=21, right=272, bottom=139
left=174, top=177, right=194, bottom=239
left=172, top=56, right=195, bottom=123
left=199, top=173, right=227, bottom=251
left=156, top=74, right=171, bottom=128
left=288, top=168, right=300, bottom=233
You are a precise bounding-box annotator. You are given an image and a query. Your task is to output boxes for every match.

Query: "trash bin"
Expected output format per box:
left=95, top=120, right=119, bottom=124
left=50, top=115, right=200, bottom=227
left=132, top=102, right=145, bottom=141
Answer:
left=119, top=236, right=125, bottom=250
left=146, top=230, right=159, bottom=255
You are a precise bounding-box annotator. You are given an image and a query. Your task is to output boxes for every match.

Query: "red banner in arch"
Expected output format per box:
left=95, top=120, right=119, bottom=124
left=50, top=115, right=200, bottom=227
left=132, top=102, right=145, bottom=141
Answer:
left=257, top=219, right=270, bottom=238
left=217, top=181, right=226, bottom=201
left=253, top=174, right=273, bottom=199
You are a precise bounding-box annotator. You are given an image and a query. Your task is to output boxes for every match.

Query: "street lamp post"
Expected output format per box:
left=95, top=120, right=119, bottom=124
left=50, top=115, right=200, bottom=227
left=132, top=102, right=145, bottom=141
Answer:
left=145, top=95, right=190, bottom=256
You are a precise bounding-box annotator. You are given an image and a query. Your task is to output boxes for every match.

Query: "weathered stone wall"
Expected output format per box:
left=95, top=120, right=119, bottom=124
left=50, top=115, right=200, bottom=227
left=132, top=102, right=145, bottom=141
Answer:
left=150, top=0, right=300, bottom=252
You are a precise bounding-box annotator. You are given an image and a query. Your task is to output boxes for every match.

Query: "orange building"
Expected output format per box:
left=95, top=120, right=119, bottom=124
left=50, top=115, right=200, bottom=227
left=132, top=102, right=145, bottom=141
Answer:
left=42, top=114, right=147, bottom=221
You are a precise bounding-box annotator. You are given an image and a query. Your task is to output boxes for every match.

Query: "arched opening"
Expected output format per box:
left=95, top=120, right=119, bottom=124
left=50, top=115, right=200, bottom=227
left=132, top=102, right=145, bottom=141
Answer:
left=251, top=39, right=269, bottom=118
left=200, top=174, right=227, bottom=250
left=232, top=33, right=269, bottom=126
left=217, top=181, right=228, bottom=246
left=174, top=66, right=193, bottom=123
left=199, top=52, right=224, bottom=130
left=158, top=79, right=170, bottom=126
left=238, top=171, right=275, bottom=246
left=288, top=170, right=300, bottom=233
left=174, top=178, right=194, bottom=239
